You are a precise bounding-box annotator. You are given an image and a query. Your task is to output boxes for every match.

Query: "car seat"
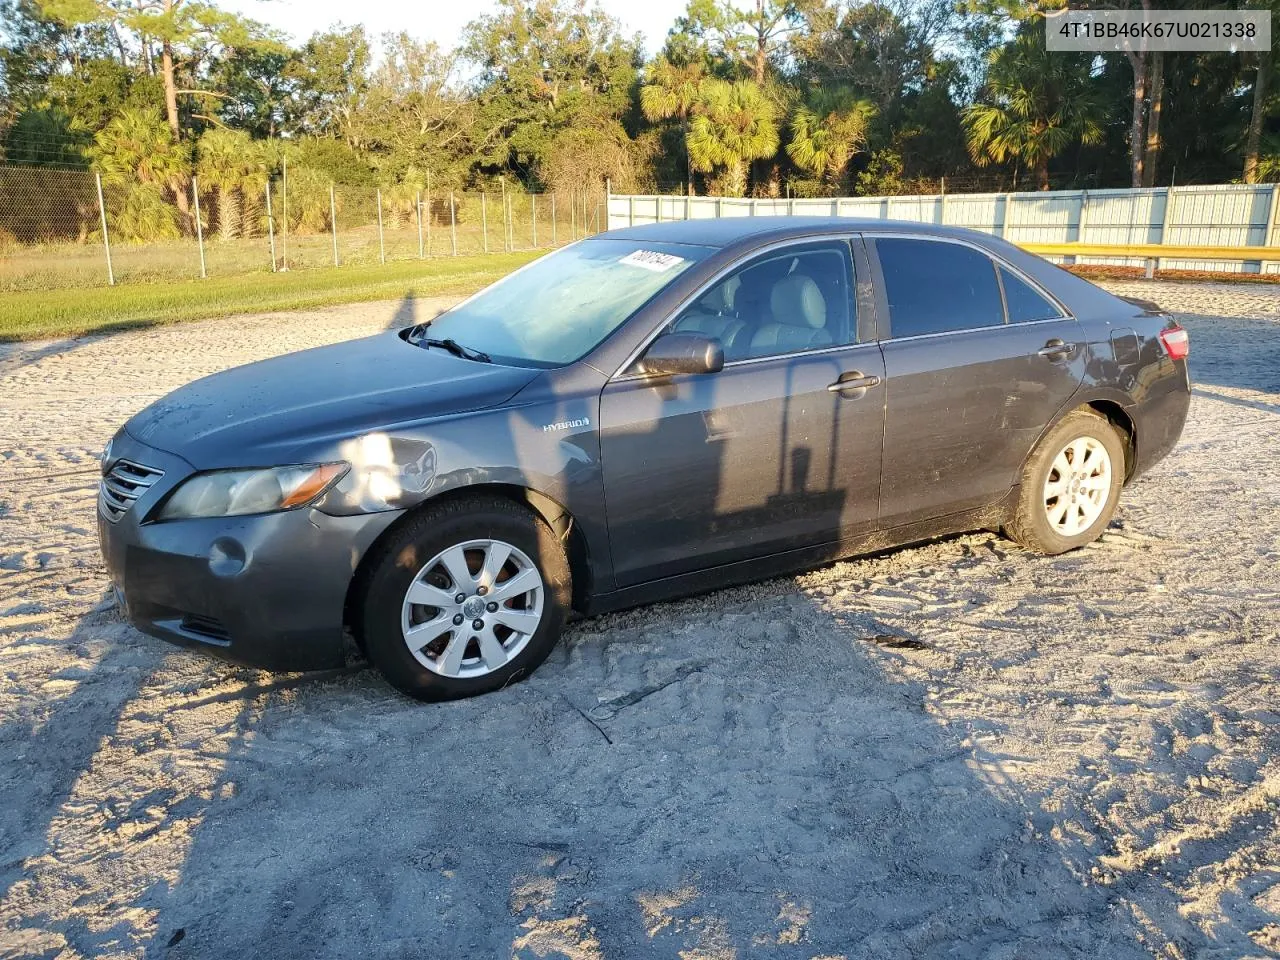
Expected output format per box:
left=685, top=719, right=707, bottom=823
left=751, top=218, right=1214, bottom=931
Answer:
left=749, top=274, right=832, bottom=353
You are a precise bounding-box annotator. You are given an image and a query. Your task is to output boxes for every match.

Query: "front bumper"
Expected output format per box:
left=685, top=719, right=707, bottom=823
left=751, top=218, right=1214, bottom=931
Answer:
left=97, top=434, right=401, bottom=671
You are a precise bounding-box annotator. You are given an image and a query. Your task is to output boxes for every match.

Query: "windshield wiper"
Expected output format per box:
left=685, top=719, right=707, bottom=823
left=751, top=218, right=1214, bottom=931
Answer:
left=421, top=337, right=491, bottom=363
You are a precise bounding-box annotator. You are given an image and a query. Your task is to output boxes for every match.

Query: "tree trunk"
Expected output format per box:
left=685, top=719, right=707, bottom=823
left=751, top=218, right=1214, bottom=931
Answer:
left=684, top=118, right=694, bottom=195
left=1142, top=52, right=1164, bottom=188
left=160, top=0, right=191, bottom=225
left=1128, top=50, right=1148, bottom=188
left=1037, top=154, right=1050, bottom=191
left=216, top=187, right=240, bottom=241
left=1245, top=51, right=1271, bottom=183
left=754, top=0, right=766, bottom=84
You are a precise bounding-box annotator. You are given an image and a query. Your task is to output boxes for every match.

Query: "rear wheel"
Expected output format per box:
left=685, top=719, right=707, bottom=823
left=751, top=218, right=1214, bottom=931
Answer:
left=356, top=496, right=571, bottom=701
left=1006, top=409, right=1125, bottom=555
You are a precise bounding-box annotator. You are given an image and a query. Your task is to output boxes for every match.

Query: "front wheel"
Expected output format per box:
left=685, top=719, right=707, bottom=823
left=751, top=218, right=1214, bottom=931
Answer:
left=355, top=496, right=571, bottom=701
left=1005, top=409, right=1126, bottom=555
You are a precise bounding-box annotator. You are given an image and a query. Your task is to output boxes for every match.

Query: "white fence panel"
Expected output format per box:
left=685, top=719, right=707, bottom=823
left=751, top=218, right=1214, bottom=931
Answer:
left=607, top=182, right=1280, bottom=275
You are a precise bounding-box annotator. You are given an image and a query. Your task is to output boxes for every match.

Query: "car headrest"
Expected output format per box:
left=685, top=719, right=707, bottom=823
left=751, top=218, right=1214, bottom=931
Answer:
left=770, top=275, right=826, bottom=329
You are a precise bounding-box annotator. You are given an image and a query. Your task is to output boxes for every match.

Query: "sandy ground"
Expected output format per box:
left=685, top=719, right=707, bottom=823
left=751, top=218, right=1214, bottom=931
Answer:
left=0, top=282, right=1277, bottom=960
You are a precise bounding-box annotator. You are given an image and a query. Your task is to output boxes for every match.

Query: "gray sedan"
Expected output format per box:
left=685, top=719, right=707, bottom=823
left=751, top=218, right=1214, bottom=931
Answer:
left=98, top=218, right=1191, bottom=700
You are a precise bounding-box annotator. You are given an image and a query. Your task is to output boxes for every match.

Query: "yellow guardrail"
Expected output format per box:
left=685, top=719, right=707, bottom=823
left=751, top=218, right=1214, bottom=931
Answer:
left=1020, top=241, right=1280, bottom=262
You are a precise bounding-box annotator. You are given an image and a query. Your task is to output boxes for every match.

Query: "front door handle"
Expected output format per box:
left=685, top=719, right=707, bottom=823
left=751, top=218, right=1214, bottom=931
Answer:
left=827, top=371, right=881, bottom=398
left=1038, top=338, right=1075, bottom=360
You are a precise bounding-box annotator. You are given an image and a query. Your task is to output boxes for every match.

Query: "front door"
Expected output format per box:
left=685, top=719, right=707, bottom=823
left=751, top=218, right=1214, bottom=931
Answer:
left=869, top=236, right=1087, bottom=524
left=599, top=240, right=885, bottom=588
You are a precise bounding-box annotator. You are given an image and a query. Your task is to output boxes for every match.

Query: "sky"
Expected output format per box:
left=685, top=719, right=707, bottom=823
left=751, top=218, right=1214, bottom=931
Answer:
left=216, top=0, right=689, bottom=59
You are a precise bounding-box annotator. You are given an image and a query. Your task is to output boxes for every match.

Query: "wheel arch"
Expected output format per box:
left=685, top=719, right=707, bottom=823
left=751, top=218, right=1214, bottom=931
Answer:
left=1021, top=392, right=1137, bottom=489
left=342, top=483, right=595, bottom=638
left=1082, top=399, right=1136, bottom=481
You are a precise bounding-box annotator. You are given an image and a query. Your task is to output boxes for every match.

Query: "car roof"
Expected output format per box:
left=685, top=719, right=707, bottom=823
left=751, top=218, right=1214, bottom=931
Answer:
left=604, top=216, right=998, bottom=251
left=603, top=214, right=1133, bottom=321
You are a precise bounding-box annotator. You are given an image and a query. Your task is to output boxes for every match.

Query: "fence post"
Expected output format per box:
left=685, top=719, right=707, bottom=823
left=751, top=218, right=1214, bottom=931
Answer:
left=507, top=191, right=515, bottom=249
left=449, top=191, right=457, bottom=255
left=330, top=183, right=340, bottom=266
left=1077, top=189, right=1090, bottom=242
left=938, top=177, right=947, bottom=226
left=500, top=179, right=509, bottom=252
left=425, top=171, right=432, bottom=256
left=1156, top=184, right=1178, bottom=274
left=532, top=193, right=538, bottom=247
left=656, top=193, right=662, bottom=223
left=1000, top=192, right=1011, bottom=239
left=570, top=190, right=576, bottom=239
left=281, top=154, right=289, bottom=271
left=605, top=178, right=611, bottom=230
left=376, top=187, right=386, bottom=264
left=416, top=190, right=424, bottom=259
left=191, top=176, right=207, bottom=278
left=629, top=195, right=635, bottom=226
left=552, top=194, right=558, bottom=245
left=751, top=198, right=758, bottom=216
left=1268, top=183, right=1280, bottom=248
left=265, top=180, right=277, bottom=272
left=482, top=191, right=489, bottom=253
left=716, top=197, right=723, bottom=218
left=94, top=171, right=115, bottom=286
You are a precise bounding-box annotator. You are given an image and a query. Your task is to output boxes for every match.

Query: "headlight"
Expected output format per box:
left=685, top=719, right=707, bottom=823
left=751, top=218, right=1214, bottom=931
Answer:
left=100, top=437, right=114, bottom=471
left=157, top=463, right=348, bottom=520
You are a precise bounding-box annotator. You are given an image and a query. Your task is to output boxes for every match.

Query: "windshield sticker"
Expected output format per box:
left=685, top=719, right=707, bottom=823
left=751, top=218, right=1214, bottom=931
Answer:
left=619, top=250, right=686, bottom=272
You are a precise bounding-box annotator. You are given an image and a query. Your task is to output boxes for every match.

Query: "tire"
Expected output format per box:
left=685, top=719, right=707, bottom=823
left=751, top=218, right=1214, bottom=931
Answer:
left=355, top=495, right=571, bottom=701
left=1005, top=409, right=1126, bottom=556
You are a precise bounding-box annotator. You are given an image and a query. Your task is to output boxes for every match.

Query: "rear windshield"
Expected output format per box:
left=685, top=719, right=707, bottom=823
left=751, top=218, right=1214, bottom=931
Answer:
left=419, top=238, right=711, bottom=366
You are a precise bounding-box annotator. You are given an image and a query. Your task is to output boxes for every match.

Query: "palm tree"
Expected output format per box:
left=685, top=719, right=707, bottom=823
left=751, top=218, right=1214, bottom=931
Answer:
left=90, top=108, right=191, bottom=240
left=640, top=57, right=707, bottom=193
left=687, top=79, right=780, bottom=198
left=963, top=31, right=1101, bottom=191
left=787, top=89, right=876, bottom=192
left=196, top=128, right=261, bottom=240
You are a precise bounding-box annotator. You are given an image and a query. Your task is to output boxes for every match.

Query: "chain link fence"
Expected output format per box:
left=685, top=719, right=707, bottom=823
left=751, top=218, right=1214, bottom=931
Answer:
left=0, top=163, right=609, bottom=293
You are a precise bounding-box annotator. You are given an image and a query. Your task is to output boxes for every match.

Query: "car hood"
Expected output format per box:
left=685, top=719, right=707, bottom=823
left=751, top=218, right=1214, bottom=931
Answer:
left=124, top=330, right=540, bottom=469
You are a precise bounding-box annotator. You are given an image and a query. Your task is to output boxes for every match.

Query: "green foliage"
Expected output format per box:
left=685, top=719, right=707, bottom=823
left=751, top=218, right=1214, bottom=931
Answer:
left=464, top=0, right=640, bottom=175
left=112, top=183, right=182, bottom=241
left=91, top=107, right=190, bottom=189
left=197, top=127, right=270, bottom=239
left=963, top=28, right=1102, bottom=189
left=0, top=0, right=1273, bottom=233
left=787, top=89, right=876, bottom=187
left=687, top=78, right=779, bottom=196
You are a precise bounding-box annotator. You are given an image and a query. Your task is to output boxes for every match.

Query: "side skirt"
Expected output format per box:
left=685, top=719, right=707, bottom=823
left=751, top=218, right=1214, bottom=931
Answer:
left=583, top=491, right=1018, bottom=617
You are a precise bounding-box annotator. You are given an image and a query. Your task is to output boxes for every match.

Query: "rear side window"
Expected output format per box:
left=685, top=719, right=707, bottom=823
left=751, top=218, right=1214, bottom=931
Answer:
left=875, top=238, right=1004, bottom=338
left=999, top=266, right=1062, bottom=323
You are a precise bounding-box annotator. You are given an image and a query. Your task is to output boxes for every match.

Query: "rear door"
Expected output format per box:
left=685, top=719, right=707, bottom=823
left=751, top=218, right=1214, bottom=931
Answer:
left=869, top=235, right=1087, bottom=525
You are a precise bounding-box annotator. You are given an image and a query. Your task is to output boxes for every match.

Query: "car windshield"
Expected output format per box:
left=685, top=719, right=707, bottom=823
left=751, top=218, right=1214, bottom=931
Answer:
left=417, top=238, right=711, bottom=366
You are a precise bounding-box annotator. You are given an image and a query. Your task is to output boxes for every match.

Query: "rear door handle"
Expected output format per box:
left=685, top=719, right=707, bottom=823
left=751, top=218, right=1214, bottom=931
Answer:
left=827, top=372, right=881, bottom=397
left=1038, top=338, right=1075, bottom=360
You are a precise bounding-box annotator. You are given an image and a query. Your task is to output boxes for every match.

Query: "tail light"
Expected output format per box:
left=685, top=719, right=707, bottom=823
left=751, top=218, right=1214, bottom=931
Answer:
left=1158, top=324, right=1189, bottom=361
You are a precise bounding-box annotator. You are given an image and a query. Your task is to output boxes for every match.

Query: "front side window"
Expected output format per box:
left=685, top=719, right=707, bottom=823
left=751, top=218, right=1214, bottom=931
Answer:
left=875, top=237, right=1004, bottom=338
left=669, top=242, right=855, bottom=362
left=421, top=238, right=711, bottom=366
left=999, top=266, right=1063, bottom=323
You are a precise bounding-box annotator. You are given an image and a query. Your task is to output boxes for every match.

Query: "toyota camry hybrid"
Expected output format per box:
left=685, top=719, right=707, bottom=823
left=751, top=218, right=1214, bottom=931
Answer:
left=97, top=217, right=1191, bottom=700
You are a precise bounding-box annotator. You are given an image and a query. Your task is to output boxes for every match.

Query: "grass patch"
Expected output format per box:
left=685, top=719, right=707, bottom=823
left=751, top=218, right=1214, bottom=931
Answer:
left=0, top=251, right=542, bottom=342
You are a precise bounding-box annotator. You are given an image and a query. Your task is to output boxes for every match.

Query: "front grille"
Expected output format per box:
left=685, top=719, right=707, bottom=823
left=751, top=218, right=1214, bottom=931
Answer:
left=99, top=459, right=164, bottom=522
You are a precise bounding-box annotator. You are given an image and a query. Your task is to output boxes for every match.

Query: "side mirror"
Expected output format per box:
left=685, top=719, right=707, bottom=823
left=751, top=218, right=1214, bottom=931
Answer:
left=638, top=333, right=725, bottom=377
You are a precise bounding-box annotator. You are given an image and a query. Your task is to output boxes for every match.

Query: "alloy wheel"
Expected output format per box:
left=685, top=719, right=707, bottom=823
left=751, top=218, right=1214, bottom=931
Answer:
left=400, top=538, right=545, bottom=678
left=1043, top=436, right=1112, bottom=537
